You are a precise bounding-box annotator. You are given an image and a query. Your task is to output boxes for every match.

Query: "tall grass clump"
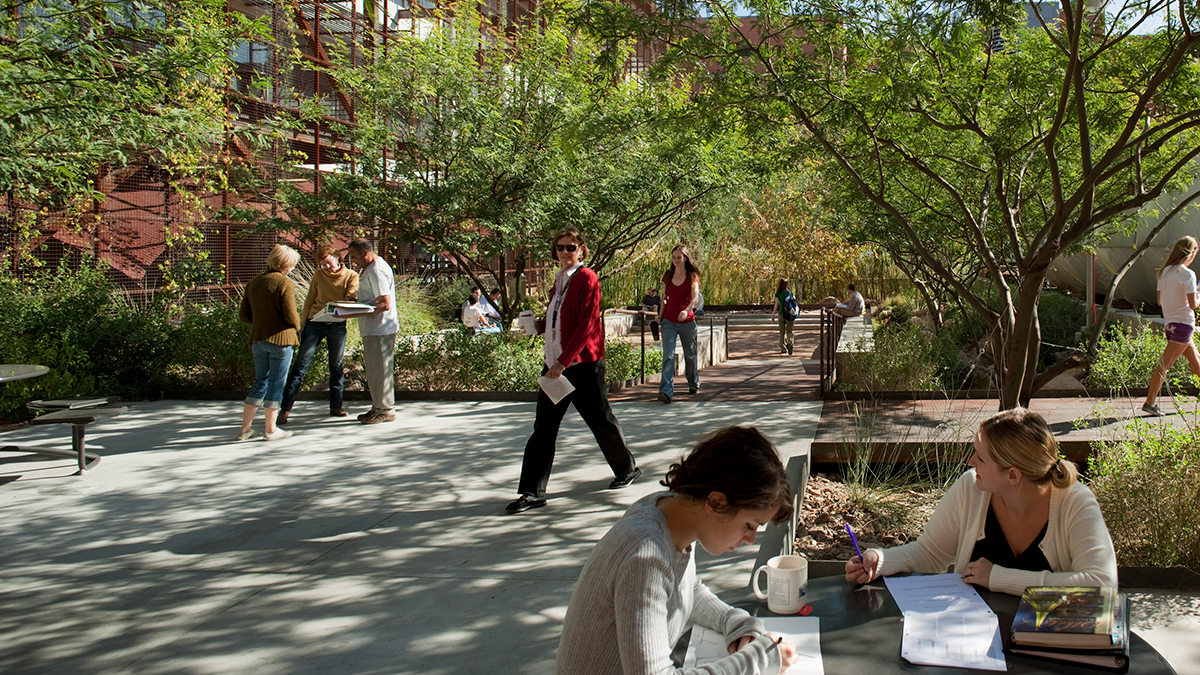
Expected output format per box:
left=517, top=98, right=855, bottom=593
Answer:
left=837, top=406, right=968, bottom=536
left=1088, top=323, right=1191, bottom=388
left=1089, top=418, right=1200, bottom=567
left=392, top=329, right=545, bottom=391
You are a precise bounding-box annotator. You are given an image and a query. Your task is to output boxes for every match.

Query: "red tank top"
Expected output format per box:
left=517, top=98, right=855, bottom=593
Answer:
left=663, top=276, right=695, bottom=324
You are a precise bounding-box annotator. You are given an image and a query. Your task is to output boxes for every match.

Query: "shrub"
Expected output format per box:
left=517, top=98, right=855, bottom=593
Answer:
left=1089, top=418, right=1200, bottom=567
left=393, top=328, right=544, bottom=391
left=173, top=300, right=255, bottom=391
left=604, top=339, right=663, bottom=383
left=0, top=263, right=180, bottom=420
left=1088, top=323, right=1190, bottom=389
left=836, top=323, right=960, bottom=393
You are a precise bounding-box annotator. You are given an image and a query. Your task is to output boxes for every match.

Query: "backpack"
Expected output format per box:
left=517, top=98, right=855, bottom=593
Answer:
left=782, top=292, right=799, bottom=321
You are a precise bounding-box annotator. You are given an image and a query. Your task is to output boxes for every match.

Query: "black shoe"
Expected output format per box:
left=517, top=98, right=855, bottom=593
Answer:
left=787, top=344, right=793, bottom=356
left=689, top=385, right=698, bottom=395
left=608, top=467, right=642, bottom=490
left=657, top=393, right=671, bottom=404
left=277, top=411, right=290, bottom=425
left=505, top=494, right=547, bottom=514
left=330, top=408, right=348, bottom=417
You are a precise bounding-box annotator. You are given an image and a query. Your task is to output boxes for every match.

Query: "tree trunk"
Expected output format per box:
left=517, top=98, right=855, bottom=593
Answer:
left=999, top=271, right=1048, bottom=409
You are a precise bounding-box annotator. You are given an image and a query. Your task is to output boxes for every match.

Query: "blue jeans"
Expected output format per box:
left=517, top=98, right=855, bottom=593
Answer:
left=281, top=321, right=349, bottom=411
left=246, top=342, right=294, bottom=409
left=659, top=319, right=699, bottom=398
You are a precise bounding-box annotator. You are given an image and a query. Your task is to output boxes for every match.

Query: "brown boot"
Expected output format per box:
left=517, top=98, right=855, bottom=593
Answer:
left=277, top=410, right=290, bottom=425
left=330, top=408, right=348, bottom=417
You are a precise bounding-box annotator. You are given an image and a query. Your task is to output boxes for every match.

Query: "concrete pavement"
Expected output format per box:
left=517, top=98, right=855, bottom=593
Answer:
left=0, top=398, right=820, bottom=674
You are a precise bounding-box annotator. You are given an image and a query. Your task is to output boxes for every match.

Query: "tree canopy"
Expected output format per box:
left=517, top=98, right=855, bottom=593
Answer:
left=590, top=0, right=1200, bottom=407
left=292, top=1, right=751, bottom=320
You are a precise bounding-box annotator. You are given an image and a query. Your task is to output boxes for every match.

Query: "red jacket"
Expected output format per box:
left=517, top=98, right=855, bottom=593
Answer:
left=544, top=265, right=605, bottom=367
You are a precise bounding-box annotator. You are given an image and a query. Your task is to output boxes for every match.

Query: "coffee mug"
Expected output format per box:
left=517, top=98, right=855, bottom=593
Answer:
left=753, top=554, right=808, bottom=614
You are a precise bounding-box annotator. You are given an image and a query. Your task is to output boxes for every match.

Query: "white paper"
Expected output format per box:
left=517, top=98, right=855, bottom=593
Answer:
left=328, top=301, right=375, bottom=317
left=684, top=617, right=822, bottom=675
left=307, top=307, right=347, bottom=323
left=538, top=375, right=575, bottom=404
left=518, top=311, right=538, bottom=335
left=884, top=574, right=1006, bottom=671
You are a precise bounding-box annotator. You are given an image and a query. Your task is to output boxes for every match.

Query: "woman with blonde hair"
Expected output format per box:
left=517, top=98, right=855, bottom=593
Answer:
left=236, top=243, right=302, bottom=441
left=845, top=408, right=1117, bottom=595
left=1143, top=235, right=1200, bottom=416
left=657, top=244, right=702, bottom=403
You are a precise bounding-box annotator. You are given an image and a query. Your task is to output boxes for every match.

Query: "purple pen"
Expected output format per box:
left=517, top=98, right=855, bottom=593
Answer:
left=845, top=523, right=864, bottom=560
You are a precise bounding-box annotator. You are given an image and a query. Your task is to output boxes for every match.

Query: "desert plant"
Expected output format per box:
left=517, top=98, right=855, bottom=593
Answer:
left=1089, top=417, right=1200, bottom=567
left=1088, top=323, right=1191, bottom=389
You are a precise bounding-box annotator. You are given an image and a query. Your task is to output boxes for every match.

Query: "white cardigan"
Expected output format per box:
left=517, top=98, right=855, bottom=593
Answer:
left=872, top=470, right=1118, bottom=596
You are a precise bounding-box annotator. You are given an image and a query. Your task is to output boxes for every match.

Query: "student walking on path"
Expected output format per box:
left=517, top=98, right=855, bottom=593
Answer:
left=770, top=278, right=797, bottom=356
left=278, top=244, right=359, bottom=424
left=505, top=227, right=641, bottom=514
left=236, top=244, right=301, bottom=442
left=657, top=245, right=701, bottom=403
left=1144, top=235, right=1200, bottom=416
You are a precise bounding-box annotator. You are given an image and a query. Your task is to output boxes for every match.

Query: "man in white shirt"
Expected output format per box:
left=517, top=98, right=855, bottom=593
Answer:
left=348, top=238, right=399, bottom=424
left=819, top=282, right=866, bottom=317
left=478, top=288, right=503, bottom=323
left=463, top=295, right=500, bottom=334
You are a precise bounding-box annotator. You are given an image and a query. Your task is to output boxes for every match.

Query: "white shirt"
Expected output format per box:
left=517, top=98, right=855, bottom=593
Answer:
left=545, top=263, right=583, bottom=369
left=478, top=295, right=500, bottom=318
left=1159, top=264, right=1197, bottom=326
left=462, top=303, right=486, bottom=329
left=357, top=257, right=399, bottom=336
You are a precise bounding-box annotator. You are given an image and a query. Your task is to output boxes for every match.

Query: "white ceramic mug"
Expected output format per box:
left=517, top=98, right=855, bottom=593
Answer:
left=753, top=554, right=808, bottom=614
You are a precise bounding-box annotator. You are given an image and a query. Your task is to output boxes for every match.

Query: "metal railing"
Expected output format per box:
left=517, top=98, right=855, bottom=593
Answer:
left=818, top=308, right=846, bottom=394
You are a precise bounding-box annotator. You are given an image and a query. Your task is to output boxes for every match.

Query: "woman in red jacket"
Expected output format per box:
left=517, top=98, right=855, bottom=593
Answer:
left=506, top=227, right=642, bottom=514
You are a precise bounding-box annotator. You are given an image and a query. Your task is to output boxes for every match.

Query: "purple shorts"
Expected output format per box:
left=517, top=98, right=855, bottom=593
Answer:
left=1165, top=322, right=1195, bottom=344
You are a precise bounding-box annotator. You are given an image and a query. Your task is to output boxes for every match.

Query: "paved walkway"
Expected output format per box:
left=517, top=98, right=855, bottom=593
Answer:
left=1, top=329, right=1197, bottom=673
left=0, top=398, right=822, bottom=674
left=814, top=395, right=1200, bottom=462
left=610, top=331, right=822, bottom=402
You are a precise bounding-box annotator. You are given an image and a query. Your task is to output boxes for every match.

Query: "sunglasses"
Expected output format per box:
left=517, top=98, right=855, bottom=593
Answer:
left=555, top=244, right=578, bottom=252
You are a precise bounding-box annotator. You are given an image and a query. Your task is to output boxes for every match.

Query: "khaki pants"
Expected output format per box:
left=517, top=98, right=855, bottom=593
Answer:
left=361, top=333, right=396, bottom=412
left=778, top=319, right=794, bottom=352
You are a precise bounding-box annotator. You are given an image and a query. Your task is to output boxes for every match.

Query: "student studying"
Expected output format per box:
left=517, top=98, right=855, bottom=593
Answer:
left=556, top=426, right=801, bottom=674
left=845, top=408, right=1118, bottom=596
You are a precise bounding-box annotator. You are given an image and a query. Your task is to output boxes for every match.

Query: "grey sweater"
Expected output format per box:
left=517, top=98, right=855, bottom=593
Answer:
left=556, top=492, right=783, bottom=675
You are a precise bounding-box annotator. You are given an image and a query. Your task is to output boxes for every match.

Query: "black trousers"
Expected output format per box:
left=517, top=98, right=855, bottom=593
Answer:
left=517, top=360, right=636, bottom=499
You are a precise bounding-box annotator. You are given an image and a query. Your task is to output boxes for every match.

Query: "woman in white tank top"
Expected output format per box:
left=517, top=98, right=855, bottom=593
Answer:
left=1144, top=235, right=1200, bottom=416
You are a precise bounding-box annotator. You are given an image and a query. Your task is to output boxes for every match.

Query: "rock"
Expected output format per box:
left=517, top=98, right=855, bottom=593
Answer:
left=815, top=512, right=832, bottom=524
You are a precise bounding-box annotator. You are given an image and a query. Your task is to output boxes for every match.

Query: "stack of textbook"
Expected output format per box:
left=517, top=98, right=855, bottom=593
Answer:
left=1008, top=586, right=1130, bottom=672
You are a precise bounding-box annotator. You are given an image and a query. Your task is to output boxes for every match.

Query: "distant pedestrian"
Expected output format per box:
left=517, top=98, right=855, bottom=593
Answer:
left=640, top=287, right=661, bottom=341
left=348, top=238, right=399, bottom=425
left=236, top=243, right=302, bottom=442
left=505, top=227, right=641, bottom=514
left=1144, top=235, right=1200, bottom=416
left=770, top=278, right=797, bottom=356
left=279, top=244, right=359, bottom=424
left=657, top=245, right=701, bottom=403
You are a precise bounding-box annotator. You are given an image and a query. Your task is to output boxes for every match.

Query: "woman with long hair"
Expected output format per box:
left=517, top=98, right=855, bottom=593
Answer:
left=657, top=245, right=701, bottom=403
left=505, top=227, right=642, bottom=514
left=845, top=408, right=1117, bottom=595
left=557, top=426, right=800, bottom=674
left=1143, top=235, right=1200, bottom=416
left=236, top=243, right=302, bottom=442
left=279, top=243, right=359, bottom=424
left=770, top=278, right=796, bottom=355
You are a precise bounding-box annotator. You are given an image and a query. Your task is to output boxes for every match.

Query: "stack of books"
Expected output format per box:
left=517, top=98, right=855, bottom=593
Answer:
left=1008, top=586, right=1130, bottom=672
